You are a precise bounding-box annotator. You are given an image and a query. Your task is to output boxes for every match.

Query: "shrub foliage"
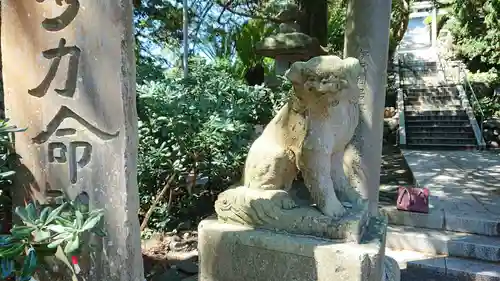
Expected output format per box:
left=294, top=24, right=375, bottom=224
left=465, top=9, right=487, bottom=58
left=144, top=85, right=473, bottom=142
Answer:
left=136, top=58, right=290, bottom=230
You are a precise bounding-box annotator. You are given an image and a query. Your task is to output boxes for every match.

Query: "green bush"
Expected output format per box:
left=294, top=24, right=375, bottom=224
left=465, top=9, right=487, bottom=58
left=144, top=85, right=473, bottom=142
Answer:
left=327, top=0, right=347, bottom=55
left=468, top=68, right=500, bottom=89
left=467, top=69, right=500, bottom=118
left=136, top=58, right=290, bottom=231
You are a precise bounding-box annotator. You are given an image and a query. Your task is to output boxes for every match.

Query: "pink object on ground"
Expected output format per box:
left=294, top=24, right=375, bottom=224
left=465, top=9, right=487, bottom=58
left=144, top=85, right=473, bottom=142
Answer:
left=396, top=186, right=430, bottom=213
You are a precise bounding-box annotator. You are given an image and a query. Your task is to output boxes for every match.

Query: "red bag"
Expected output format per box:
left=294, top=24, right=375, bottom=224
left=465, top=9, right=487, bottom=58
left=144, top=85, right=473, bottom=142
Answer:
left=396, top=186, right=430, bottom=213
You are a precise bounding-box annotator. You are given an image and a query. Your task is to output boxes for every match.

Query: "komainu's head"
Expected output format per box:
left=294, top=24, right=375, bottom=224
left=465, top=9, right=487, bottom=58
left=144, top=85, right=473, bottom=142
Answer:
left=285, top=55, right=362, bottom=103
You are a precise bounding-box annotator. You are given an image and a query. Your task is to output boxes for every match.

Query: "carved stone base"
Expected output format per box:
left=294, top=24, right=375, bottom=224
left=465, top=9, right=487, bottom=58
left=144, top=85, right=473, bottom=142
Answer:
left=214, top=185, right=370, bottom=242
left=198, top=216, right=399, bottom=281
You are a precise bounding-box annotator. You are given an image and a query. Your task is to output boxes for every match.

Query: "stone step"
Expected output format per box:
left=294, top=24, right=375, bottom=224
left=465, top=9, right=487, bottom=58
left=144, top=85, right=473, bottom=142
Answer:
left=404, top=125, right=472, bottom=133
left=400, top=67, right=438, bottom=74
left=400, top=64, right=437, bottom=70
left=381, top=206, right=499, bottom=236
left=404, top=95, right=460, bottom=102
left=400, top=70, right=438, bottom=77
left=405, top=115, right=469, bottom=121
left=405, top=105, right=463, bottom=111
left=403, top=87, right=458, bottom=97
left=404, top=90, right=459, bottom=97
left=401, top=82, right=438, bottom=88
left=400, top=77, right=438, bottom=83
left=404, top=110, right=468, bottom=117
left=407, top=131, right=475, bottom=139
left=406, top=119, right=471, bottom=127
left=405, top=100, right=461, bottom=107
left=407, top=137, right=476, bottom=145
left=439, top=81, right=461, bottom=87
left=404, top=143, right=478, bottom=150
left=405, top=94, right=461, bottom=101
left=386, top=249, right=500, bottom=281
left=400, top=63, right=437, bottom=69
left=404, top=86, right=457, bottom=91
left=387, top=226, right=500, bottom=262
left=399, top=61, right=437, bottom=67
left=400, top=72, right=438, bottom=79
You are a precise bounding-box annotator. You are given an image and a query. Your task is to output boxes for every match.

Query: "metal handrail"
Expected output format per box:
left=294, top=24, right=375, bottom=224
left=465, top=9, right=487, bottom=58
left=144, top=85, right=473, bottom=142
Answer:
left=458, top=64, right=485, bottom=135
left=436, top=52, right=485, bottom=140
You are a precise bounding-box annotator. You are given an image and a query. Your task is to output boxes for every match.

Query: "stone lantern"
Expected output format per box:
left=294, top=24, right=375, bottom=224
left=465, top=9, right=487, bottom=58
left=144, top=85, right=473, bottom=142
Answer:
left=255, top=3, right=328, bottom=75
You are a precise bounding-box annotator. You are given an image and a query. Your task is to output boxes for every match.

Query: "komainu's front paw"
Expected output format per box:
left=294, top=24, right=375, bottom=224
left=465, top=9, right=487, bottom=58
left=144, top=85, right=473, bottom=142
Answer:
left=321, top=200, right=346, bottom=219
left=280, top=196, right=297, bottom=210
left=264, top=190, right=297, bottom=210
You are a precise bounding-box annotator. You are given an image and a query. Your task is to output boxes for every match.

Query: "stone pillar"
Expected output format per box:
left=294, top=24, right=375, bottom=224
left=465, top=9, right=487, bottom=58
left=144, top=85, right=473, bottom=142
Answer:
left=343, top=0, right=392, bottom=216
left=1, top=1, right=144, bottom=281
left=431, top=6, right=438, bottom=47
left=275, top=57, right=291, bottom=76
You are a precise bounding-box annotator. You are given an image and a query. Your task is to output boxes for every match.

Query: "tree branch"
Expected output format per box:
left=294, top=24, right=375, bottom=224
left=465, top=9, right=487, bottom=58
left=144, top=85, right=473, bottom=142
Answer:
left=216, top=0, right=235, bottom=23
left=215, top=1, right=283, bottom=24
left=430, top=0, right=453, bottom=9
left=140, top=174, right=176, bottom=231
left=191, top=2, right=215, bottom=47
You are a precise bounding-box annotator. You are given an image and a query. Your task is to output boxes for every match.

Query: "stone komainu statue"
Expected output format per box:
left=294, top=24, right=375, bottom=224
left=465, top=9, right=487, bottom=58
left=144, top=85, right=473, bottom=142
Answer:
left=214, top=55, right=365, bottom=239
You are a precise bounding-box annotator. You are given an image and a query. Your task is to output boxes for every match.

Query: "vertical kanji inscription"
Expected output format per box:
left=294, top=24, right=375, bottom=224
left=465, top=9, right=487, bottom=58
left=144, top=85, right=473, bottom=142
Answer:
left=28, top=38, right=81, bottom=98
left=33, top=106, right=119, bottom=185
left=36, top=0, right=80, bottom=32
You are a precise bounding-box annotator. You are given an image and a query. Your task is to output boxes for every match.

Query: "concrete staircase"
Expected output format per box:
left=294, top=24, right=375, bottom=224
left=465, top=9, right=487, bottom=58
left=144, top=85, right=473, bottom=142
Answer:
left=383, top=206, right=500, bottom=281
left=389, top=53, right=498, bottom=280
left=404, top=86, right=477, bottom=149
left=399, top=60, right=480, bottom=150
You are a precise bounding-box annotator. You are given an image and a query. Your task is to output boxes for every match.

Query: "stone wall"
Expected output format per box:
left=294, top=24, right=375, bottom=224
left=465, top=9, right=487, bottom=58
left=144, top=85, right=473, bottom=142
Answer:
left=483, top=118, right=500, bottom=149
left=383, top=107, right=398, bottom=145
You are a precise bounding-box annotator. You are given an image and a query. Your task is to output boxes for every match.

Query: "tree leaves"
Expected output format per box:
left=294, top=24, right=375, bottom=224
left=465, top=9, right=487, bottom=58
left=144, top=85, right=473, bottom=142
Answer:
left=450, top=0, right=500, bottom=67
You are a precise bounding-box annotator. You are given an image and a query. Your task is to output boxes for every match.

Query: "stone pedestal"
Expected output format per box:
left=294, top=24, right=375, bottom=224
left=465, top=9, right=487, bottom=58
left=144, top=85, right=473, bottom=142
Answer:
left=198, top=216, right=397, bottom=281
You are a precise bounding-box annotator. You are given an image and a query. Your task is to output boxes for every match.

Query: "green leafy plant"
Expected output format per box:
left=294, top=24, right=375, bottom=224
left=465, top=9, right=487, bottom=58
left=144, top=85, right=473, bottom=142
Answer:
left=467, top=69, right=500, bottom=118
left=136, top=57, right=290, bottom=231
left=0, top=119, right=26, bottom=187
left=0, top=193, right=105, bottom=281
left=449, top=0, right=500, bottom=67
left=0, top=119, right=27, bottom=246
left=0, top=119, right=105, bottom=280
left=233, top=19, right=275, bottom=73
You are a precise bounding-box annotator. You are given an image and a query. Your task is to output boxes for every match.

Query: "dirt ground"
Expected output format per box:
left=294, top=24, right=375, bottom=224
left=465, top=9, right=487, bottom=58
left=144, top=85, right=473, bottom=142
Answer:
left=142, top=230, right=199, bottom=281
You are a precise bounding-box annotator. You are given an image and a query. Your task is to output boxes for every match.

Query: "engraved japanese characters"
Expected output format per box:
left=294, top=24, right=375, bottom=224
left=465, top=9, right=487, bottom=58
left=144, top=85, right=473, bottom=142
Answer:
left=26, top=0, right=120, bottom=191
left=214, top=55, right=366, bottom=239
left=2, top=0, right=144, bottom=280
left=32, top=106, right=119, bottom=184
